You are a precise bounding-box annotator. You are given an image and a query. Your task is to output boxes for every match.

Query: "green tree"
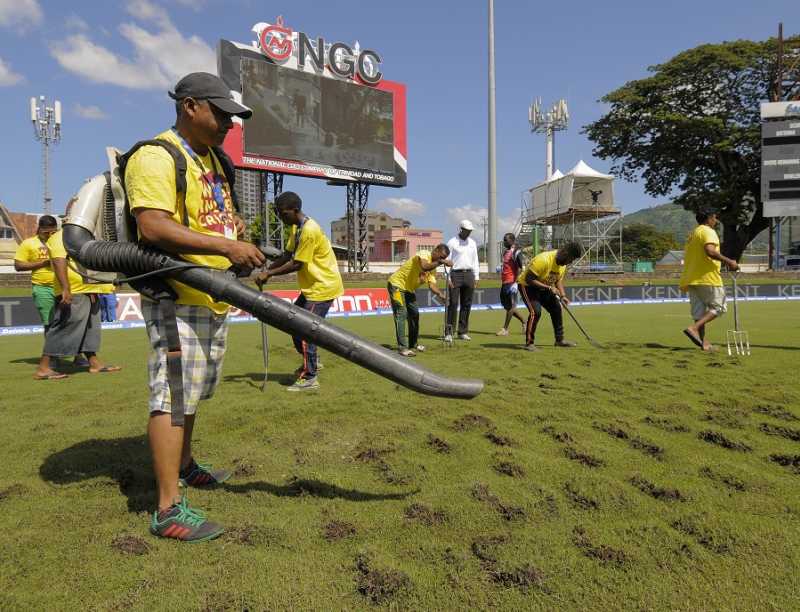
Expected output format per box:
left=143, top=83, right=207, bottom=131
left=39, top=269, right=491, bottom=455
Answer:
left=583, top=36, right=799, bottom=260
left=621, top=223, right=679, bottom=261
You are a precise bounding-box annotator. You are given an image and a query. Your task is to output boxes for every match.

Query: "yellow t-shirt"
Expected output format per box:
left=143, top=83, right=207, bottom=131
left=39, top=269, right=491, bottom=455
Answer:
left=46, top=230, right=115, bottom=296
left=517, top=250, right=565, bottom=286
left=125, top=129, right=237, bottom=314
left=680, top=224, right=722, bottom=289
left=285, top=218, right=343, bottom=302
left=388, top=252, right=436, bottom=293
left=14, top=236, right=54, bottom=286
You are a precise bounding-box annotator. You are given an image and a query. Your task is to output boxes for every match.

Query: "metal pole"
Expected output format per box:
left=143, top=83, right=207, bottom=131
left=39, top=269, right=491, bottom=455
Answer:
left=487, top=0, right=498, bottom=272
left=42, top=136, right=50, bottom=214
left=545, top=127, right=554, bottom=180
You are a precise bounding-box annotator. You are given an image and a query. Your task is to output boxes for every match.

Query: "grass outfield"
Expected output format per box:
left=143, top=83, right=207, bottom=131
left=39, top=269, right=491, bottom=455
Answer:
left=1, top=302, right=799, bottom=609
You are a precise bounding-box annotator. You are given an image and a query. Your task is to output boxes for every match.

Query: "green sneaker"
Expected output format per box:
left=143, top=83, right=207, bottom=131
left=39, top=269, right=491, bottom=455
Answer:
left=150, top=494, right=224, bottom=542
left=179, top=458, right=231, bottom=487
left=287, top=377, right=320, bottom=392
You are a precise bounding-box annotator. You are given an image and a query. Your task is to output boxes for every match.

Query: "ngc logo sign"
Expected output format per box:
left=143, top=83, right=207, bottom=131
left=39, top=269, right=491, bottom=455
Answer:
left=253, top=17, right=383, bottom=85
left=259, top=16, right=293, bottom=61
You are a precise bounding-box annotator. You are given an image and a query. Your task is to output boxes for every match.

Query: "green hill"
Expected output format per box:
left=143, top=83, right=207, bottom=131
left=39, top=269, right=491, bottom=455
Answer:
left=622, top=203, right=695, bottom=245
left=623, top=203, right=769, bottom=250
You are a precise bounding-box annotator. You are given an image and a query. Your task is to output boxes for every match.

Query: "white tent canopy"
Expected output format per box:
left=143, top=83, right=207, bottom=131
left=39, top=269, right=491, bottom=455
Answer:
left=528, top=159, right=617, bottom=222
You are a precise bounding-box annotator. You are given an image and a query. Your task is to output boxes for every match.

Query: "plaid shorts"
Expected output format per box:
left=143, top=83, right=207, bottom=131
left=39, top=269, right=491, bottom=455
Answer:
left=143, top=301, right=228, bottom=415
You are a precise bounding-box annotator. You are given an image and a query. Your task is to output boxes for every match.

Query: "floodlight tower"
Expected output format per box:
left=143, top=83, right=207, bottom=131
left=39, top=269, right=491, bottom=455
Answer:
left=529, top=97, right=569, bottom=180
left=31, top=95, right=62, bottom=214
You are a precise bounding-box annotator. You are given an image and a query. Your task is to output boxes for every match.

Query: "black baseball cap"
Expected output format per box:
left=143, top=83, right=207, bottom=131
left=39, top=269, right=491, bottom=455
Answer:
left=169, top=72, right=252, bottom=119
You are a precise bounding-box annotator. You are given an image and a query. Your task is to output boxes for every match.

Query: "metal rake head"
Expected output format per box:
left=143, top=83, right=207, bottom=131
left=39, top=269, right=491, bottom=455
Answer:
left=726, top=329, right=751, bottom=356
left=440, top=326, right=456, bottom=350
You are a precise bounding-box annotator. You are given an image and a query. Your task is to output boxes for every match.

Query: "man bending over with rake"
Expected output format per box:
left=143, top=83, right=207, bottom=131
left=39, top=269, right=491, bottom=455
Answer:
left=517, top=242, right=583, bottom=351
left=680, top=209, right=739, bottom=351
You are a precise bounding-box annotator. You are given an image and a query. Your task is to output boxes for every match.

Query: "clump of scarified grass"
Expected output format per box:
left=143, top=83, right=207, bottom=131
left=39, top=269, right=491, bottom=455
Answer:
left=572, top=526, right=628, bottom=567
left=697, top=430, right=752, bottom=452
left=629, top=476, right=686, bottom=502
left=354, top=554, right=411, bottom=605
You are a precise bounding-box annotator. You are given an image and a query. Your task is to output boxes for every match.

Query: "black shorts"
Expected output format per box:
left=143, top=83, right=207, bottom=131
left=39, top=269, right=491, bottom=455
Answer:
left=500, top=283, right=518, bottom=310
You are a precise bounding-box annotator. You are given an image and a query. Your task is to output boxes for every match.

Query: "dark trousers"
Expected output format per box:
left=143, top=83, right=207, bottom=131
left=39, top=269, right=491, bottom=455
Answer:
left=99, top=294, right=117, bottom=322
left=388, top=283, right=419, bottom=349
left=292, top=293, right=333, bottom=379
left=446, top=269, right=475, bottom=335
left=518, top=284, right=564, bottom=345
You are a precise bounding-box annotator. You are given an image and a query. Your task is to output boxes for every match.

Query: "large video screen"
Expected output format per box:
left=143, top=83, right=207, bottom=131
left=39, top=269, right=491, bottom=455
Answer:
left=241, top=57, right=395, bottom=174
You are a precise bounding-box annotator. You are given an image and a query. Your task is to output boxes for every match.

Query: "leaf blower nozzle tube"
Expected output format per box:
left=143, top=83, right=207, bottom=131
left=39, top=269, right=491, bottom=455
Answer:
left=63, top=224, right=483, bottom=399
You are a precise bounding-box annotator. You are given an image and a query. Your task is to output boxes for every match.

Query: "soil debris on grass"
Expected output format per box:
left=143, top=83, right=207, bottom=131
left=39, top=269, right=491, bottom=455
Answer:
left=540, top=425, right=575, bottom=445
left=698, top=430, right=752, bottom=452
left=355, top=554, right=411, bottom=605
left=488, top=565, right=548, bottom=592
left=699, top=466, right=747, bottom=492
left=642, top=416, right=690, bottom=433
left=563, top=446, right=604, bottom=468
left=452, top=414, right=493, bottom=431
left=293, top=447, right=310, bottom=465
left=629, top=476, right=686, bottom=502
left=753, top=404, right=799, bottom=422
left=111, top=534, right=150, bottom=556
left=540, top=372, right=558, bottom=380
left=471, top=483, right=527, bottom=521
left=595, top=422, right=664, bottom=459
left=374, top=460, right=412, bottom=486
left=0, top=484, right=27, bottom=502
left=572, top=526, right=628, bottom=566
left=485, top=430, right=515, bottom=446
left=629, top=437, right=665, bottom=459
left=563, top=482, right=599, bottom=510
left=672, top=516, right=736, bottom=554
left=223, top=524, right=277, bottom=546
left=231, top=458, right=257, bottom=477
left=201, top=591, right=252, bottom=612
left=768, top=454, right=800, bottom=474
left=594, top=422, right=630, bottom=440
left=404, top=503, right=448, bottom=526
left=759, top=423, right=800, bottom=442
left=701, top=410, right=746, bottom=429
left=323, top=520, right=357, bottom=542
left=426, top=434, right=451, bottom=453
left=493, top=460, right=526, bottom=478
left=471, top=535, right=508, bottom=564
left=354, top=445, right=395, bottom=463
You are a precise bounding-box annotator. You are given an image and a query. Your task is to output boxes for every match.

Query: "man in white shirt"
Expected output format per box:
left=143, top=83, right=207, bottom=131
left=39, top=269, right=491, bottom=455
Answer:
left=445, top=220, right=480, bottom=341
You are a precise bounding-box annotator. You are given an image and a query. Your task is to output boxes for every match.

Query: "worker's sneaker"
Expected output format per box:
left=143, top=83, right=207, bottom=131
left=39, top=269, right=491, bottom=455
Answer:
left=524, top=344, right=539, bottom=352
left=287, top=377, right=320, bottom=392
left=496, top=328, right=509, bottom=336
left=179, top=458, right=231, bottom=487
left=399, top=348, right=416, bottom=357
left=150, top=494, right=224, bottom=542
left=554, top=340, right=577, bottom=348
left=458, top=334, right=472, bottom=341
left=415, top=345, right=426, bottom=353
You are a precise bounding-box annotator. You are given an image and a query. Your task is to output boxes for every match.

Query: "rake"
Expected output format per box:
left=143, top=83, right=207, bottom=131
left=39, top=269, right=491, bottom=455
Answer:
left=440, top=267, right=455, bottom=349
left=726, top=272, right=750, bottom=356
left=559, top=296, right=604, bottom=349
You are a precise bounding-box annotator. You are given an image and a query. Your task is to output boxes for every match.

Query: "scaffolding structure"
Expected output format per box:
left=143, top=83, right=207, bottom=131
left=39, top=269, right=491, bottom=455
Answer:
left=518, top=160, right=623, bottom=272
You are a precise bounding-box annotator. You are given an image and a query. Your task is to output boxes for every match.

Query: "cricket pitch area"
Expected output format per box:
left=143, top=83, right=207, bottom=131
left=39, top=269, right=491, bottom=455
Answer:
left=1, top=301, right=798, bottom=610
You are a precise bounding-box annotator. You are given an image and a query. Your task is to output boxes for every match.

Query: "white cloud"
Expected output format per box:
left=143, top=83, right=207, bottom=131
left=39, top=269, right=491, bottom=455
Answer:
left=378, top=197, right=426, bottom=217
left=0, top=56, right=23, bottom=85
left=444, top=204, right=520, bottom=242
left=172, top=0, right=206, bottom=11
left=74, top=103, right=109, bottom=120
left=0, top=0, right=42, bottom=31
left=50, top=0, right=215, bottom=90
left=65, top=14, right=89, bottom=31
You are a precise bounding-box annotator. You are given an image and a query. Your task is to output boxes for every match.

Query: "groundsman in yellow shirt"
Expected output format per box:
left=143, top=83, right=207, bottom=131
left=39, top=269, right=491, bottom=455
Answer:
left=256, top=191, right=343, bottom=391
left=387, top=244, right=451, bottom=356
left=680, top=210, right=739, bottom=351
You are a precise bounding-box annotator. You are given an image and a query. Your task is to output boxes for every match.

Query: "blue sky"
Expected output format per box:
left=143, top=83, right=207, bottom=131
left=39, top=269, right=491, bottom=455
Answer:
left=0, top=0, right=795, bottom=241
